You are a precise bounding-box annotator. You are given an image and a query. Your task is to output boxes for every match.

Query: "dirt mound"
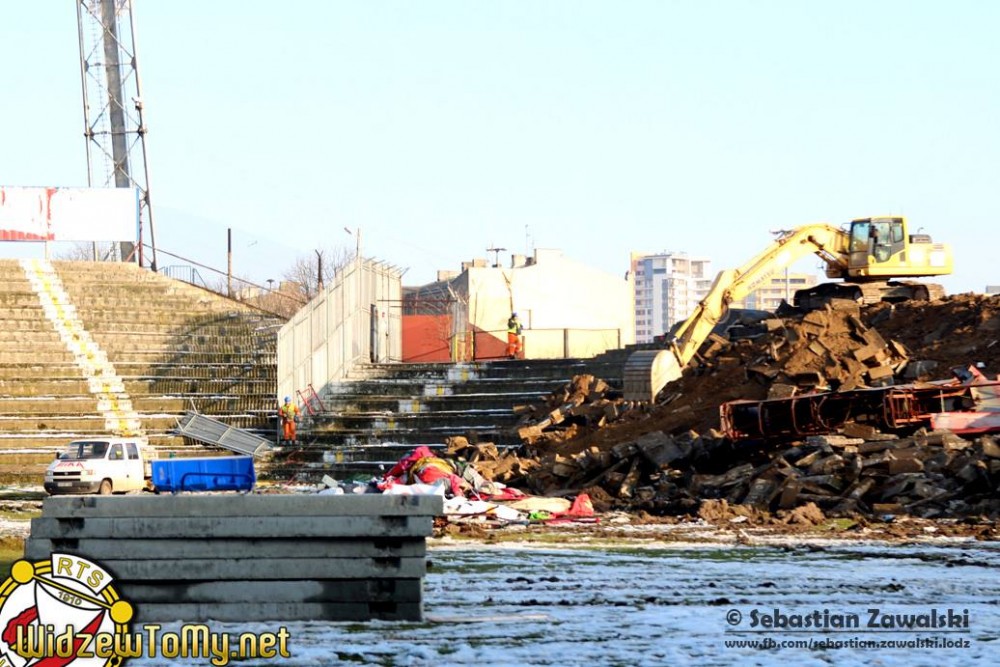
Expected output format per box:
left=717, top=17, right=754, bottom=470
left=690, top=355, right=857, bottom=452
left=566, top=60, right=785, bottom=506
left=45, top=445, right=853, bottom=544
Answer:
left=780, top=502, right=826, bottom=526
left=516, top=302, right=912, bottom=456
left=865, top=293, right=1000, bottom=378
left=516, top=295, right=1000, bottom=454
left=500, top=295, right=1000, bottom=519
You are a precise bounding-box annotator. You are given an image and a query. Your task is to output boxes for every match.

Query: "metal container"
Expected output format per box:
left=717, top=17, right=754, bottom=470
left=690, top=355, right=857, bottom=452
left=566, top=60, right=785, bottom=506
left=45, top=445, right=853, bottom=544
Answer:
left=151, top=456, right=256, bottom=493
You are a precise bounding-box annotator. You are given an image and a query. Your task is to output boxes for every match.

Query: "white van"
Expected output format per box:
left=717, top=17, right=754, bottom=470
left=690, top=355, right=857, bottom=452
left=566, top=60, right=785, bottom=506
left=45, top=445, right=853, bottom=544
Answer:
left=44, top=437, right=152, bottom=495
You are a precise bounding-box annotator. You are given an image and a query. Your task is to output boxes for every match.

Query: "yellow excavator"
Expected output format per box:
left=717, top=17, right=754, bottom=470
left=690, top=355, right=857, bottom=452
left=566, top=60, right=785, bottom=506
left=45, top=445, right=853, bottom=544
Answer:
left=623, top=216, right=953, bottom=401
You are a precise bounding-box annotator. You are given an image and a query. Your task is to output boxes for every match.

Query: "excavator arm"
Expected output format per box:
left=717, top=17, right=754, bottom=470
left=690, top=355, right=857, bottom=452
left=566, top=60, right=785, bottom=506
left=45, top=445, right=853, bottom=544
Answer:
left=623, top=223, right=850, bottom=402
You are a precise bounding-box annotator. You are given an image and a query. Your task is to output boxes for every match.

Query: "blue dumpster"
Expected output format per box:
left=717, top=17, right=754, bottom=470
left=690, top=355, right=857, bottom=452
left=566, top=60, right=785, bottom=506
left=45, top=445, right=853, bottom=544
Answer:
left=151, top=456, right=256, bottom=493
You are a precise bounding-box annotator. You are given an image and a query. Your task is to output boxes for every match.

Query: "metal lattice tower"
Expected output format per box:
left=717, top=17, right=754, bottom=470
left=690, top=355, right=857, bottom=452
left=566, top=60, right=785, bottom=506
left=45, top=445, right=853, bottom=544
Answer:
left=76, top=0, right=157, bottom=269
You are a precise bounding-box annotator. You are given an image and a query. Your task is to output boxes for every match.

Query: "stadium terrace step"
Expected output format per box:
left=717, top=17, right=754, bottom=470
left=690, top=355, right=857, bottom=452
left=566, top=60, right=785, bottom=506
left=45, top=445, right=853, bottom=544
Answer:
left=0, top=395, right=185, bottom=415
left=345, top=359, right=626, bottom=382
left=0, top=414, right=181, bottom=432
left=321, top=391, right=550, bottom=414
left=0, top=364, right=92, bottom=379
left=313, top=409, right=520, bottom=434
left=0, top=351, right=78, bottom=364
left=0, top=329, right=63, bottom=343
left=114, top=362, right=277, bottom=380
left=325, top=376, right=580, bottom=398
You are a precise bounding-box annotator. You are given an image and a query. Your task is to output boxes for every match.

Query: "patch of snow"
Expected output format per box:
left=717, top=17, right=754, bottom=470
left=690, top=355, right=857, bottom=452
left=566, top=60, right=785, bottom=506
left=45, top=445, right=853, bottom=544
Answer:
left=128, top=542, right=1000, bottom=666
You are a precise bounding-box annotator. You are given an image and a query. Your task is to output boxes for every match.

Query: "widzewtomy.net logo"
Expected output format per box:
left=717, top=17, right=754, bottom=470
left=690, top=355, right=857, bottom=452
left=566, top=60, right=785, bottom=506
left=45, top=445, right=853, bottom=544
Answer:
left=0, top=553, right=290, bottom=666
left=0, top=553, right=131, bottom=666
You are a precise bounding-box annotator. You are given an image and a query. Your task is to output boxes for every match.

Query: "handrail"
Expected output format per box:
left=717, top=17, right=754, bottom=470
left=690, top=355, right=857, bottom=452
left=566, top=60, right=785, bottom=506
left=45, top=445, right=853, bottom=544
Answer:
left=142, top=243, right=308, bottom=307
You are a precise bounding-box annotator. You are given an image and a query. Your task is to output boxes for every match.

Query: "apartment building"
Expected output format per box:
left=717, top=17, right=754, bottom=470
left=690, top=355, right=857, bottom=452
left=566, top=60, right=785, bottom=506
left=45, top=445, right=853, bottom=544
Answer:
left=631, top=251, right=713, bottom=344
left=737, top=272, right=819, bottom=311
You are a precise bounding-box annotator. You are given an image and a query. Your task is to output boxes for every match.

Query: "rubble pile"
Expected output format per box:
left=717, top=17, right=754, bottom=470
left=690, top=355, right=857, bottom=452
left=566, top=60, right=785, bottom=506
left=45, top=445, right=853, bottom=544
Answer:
left=687, top=429, right=996, bottom=518
left=740, top=301, right=909, bottom=395
left=443, top=437, right=540, bottom=486
left=864, top=293, right=1000, bottom=377
left=450, top=427, right=1000, bottom=519
left=512, top=302, right=921, bottom=452
left=514, top=374, right=640, bottom=445
left=497, top=293, right=1000, bottom=519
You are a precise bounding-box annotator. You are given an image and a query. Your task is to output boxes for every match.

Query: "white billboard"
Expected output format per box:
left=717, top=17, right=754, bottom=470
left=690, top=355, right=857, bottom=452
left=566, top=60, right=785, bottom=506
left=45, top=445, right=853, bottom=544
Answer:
left=0, top=186, right=139, bottom=242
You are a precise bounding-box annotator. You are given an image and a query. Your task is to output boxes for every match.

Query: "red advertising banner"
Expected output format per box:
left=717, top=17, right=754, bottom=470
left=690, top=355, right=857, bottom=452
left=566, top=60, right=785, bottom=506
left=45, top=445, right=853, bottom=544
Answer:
left=0, top=187, right=139, bottom=242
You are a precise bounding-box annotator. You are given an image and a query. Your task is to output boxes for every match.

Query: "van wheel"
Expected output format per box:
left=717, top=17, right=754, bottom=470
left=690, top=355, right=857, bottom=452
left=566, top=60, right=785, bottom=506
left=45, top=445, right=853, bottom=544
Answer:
left=99, top=480, right=113, bottom=495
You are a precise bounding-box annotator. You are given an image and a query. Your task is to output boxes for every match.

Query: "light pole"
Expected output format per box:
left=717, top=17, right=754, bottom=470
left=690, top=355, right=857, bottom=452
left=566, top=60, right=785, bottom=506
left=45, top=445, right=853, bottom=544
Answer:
left=315, top=249, right=324, bottom=292
left=344, top=227, right=362, bottom=260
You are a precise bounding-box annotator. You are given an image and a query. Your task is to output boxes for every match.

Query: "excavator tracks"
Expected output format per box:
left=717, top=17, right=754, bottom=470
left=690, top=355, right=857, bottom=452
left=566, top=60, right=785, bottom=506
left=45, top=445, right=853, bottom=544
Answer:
left=793, top=280, right=944, bottom=311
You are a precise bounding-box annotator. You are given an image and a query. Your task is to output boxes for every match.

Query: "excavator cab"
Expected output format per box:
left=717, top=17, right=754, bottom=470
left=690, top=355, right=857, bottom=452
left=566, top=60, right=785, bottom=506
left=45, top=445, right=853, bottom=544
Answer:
left=799, top=216, right=952, bottom=308
left=849, top=218, right=902, bottom=264
left=846, top=217, right=952, bottom=279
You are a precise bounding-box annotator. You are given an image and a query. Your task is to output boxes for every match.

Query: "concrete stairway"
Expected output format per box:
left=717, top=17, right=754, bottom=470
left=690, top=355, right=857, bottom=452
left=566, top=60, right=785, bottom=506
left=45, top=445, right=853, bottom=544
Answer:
left=0, top=257, right=633, bottom=489
left=0, top=259, right=283, bottom=488
left=267, top=357, right=627, bottom=482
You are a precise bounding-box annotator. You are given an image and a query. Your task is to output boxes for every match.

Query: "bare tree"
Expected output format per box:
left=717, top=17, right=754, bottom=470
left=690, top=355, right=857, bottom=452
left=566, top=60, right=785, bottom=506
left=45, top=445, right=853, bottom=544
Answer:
left=53, top=242, right=116, bottom=261
left=282, top=246, right=353, bottom=300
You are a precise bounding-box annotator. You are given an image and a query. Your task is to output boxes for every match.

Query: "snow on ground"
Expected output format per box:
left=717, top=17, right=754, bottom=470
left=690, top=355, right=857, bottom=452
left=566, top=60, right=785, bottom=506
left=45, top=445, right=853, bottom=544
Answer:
left=131, top=540, right=1000, bottom=667
left=0, top=518, right=31, bottom=539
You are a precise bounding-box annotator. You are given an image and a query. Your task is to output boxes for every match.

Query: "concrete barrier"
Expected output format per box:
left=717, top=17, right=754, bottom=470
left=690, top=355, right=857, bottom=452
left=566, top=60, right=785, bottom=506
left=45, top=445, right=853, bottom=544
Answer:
left=25, top=494, right=441, bottom=622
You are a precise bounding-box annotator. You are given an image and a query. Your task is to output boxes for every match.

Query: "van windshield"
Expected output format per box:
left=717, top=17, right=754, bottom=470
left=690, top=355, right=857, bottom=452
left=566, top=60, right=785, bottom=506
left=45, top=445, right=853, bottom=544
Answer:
left=58, top=442, right=109, bottom=460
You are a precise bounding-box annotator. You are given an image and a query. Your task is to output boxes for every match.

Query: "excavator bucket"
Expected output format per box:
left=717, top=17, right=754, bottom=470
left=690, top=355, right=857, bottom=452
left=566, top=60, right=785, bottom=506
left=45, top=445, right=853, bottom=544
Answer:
left=623, top=349, right=684, bottom=402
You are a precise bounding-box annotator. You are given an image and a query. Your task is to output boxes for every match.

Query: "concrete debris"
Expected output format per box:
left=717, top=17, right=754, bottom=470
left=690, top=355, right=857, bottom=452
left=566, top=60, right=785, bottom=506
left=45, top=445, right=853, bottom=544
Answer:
left=499, top=294, right=1000, bottom=520
left=504, top=420, right=1000, bottom=519
left=514, top=374, right=625, bottom=444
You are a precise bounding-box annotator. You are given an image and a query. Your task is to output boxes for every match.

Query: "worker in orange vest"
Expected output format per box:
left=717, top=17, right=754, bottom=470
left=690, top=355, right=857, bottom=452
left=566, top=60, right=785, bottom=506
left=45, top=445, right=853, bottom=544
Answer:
left=279, top=396, right=300, bottom=444
left=506, top=312, right=523, bottom=359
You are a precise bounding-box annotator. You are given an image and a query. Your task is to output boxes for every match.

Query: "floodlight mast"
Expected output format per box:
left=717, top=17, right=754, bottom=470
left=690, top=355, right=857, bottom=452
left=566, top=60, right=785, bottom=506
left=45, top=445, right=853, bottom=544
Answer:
left=76, top=0, right=158, bottom=270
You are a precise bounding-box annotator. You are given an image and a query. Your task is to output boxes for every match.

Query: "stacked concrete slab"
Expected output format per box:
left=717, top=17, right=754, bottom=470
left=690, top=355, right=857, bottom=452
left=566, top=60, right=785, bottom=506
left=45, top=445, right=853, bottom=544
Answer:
left=25, top=493, right=441, bottom=621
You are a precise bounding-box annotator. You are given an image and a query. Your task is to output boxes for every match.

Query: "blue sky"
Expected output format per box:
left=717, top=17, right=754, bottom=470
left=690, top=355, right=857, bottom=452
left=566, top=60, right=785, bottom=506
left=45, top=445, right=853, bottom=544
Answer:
left=1, top=1, right=996, bottom=293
